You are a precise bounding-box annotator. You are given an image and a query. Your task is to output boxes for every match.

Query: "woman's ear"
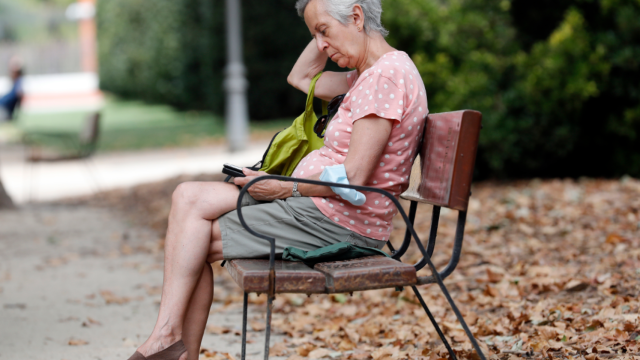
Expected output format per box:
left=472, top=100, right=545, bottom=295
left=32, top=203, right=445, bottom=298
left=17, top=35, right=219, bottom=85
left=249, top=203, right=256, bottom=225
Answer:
left=352, top=4, right=364, bottom=31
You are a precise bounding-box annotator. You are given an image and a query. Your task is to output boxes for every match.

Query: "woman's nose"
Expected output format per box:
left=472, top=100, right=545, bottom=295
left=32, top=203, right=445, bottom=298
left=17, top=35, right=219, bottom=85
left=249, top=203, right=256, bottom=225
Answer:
left=315, top=36, right=329, bottom=53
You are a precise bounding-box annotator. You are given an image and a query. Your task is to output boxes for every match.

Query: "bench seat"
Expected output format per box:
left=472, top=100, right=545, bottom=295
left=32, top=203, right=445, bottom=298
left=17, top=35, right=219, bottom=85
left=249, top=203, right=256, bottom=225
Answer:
left=226, top=259, right=327, bottom=294
left=315, top=256, right=417, bottom=292
left=226, top=256, right=417, bottom=294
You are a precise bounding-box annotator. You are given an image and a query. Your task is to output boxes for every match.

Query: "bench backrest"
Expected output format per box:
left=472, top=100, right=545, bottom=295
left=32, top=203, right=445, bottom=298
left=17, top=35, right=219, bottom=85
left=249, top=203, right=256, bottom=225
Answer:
left=401, top=110, right=482, bottom=211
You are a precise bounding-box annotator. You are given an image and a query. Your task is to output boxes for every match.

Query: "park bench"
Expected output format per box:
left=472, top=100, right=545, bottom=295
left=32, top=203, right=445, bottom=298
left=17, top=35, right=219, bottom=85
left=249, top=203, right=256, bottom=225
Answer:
left=23, top=111, right=101, bottom=161
left=21, top=112, right=101, bottom=200
left=226, top=110, right=485, bottom=360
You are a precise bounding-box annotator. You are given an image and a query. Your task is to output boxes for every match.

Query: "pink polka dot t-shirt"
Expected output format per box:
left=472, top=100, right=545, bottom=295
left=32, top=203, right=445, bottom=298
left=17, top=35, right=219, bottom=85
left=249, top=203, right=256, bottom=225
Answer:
left=291, top=51, right=429, bottom=241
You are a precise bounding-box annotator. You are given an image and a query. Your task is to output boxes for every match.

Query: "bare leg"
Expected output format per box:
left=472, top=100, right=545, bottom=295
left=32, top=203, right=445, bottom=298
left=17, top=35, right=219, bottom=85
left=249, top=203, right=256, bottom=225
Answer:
left=179, top=219, right=224, bottom=360
left=181, top=264, right=213, bottom=360
left=136, top=182, right=238, bottom=359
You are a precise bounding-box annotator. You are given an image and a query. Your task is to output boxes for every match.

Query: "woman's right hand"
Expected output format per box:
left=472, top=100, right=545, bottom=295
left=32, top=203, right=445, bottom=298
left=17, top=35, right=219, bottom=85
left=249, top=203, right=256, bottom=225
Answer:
left=234, top=169, right=291, bottom=201
left=287, top=39, right=351, bottom=101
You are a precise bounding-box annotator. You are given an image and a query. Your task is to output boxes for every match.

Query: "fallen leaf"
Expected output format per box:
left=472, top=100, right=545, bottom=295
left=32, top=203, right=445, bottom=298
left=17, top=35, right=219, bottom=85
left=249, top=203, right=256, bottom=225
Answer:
left=144, top=285, right=163, bottom=296
left=68, top=338, right=88, bottom=346
left=605, top=233, right=626, bottom=244
left=308, top=348, right=331, bottom=359
left=206, top=325, right=232, bottom=335
left=564, top=279, right=589, bottom=292
left=270, top=342, right=289, bottom=356
left=250, top=320, right=266, bottom=331
left=82, top=316, right=102, bottom=327
left=99, top=290, right=131, bottom=305
left=483, top=284, right=499, bottom=297
left=372, top=346, right=399, bottom=360
left=296, top=343, right=316, bottom=357
left=486, top=268, right=504, bottom=283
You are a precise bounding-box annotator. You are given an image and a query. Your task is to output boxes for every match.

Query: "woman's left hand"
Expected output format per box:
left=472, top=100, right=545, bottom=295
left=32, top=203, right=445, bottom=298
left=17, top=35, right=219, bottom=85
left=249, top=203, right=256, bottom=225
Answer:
left=233, top=168, right=290, bottom=201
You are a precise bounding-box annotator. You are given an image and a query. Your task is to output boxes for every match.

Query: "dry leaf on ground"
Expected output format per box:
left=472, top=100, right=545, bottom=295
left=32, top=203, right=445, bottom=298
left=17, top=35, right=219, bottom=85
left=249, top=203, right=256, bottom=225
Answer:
left=75, top=175, right=640, bottom=360
left=99, top=290, right=131, bottom=305
left=68, top=338, right=88, bottom=346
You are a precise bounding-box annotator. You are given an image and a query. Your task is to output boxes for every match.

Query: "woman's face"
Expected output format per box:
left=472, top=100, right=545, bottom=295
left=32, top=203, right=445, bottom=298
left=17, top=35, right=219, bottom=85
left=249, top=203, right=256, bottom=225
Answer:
left=304, top=0, right=364, bottom=69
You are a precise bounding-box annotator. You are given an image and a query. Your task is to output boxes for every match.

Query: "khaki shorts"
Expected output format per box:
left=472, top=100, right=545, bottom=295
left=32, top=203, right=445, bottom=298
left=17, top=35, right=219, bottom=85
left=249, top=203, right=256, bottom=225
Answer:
left=219, top=194, right=387, bottom=260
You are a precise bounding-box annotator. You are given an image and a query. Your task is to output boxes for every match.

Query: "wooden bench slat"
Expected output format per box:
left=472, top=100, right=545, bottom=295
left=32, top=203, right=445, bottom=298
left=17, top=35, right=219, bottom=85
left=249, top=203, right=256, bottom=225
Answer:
left=314, top=256, right=417, bottom=293
left=401, top=110, right=481, bottom=211
left=226, top=259, right=327, bottom=294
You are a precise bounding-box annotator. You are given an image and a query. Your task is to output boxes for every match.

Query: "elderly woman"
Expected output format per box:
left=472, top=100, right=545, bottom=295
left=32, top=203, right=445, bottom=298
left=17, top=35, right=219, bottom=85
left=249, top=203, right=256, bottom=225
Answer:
left=128, top=0, right=428, bottom=359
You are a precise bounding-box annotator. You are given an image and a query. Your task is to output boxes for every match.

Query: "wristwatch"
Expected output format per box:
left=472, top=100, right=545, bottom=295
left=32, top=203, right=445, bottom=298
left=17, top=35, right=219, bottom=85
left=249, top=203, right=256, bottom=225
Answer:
left=292, top=182, right=302, bottom=197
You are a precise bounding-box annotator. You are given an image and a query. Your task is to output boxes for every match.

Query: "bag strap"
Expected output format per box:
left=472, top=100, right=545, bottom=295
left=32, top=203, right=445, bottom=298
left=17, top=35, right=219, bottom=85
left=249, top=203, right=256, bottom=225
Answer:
left=307, top=72, right=329, bottom=116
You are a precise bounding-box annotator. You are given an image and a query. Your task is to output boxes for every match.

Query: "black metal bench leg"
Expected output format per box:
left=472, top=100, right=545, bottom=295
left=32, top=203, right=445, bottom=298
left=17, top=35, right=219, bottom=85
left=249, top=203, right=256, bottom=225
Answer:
left=411, top=286, right=458, bottom=360
left=241, top=292, right=248, bottom=360
left=428, top=265, right=487, bottom=360
left=263, top=293, right=274, bottom=360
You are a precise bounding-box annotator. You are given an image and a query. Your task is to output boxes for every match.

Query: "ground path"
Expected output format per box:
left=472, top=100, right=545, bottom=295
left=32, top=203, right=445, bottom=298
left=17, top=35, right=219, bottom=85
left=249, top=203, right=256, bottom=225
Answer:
left=1, top=162, right=639, bottom=359
left=0, top=203, right=283, bottom=360
left=0, top=141, right=268, bottom=204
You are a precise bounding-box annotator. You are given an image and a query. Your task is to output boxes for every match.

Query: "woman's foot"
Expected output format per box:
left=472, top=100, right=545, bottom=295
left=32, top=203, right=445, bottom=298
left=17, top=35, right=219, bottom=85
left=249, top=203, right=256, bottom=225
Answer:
left=133, top=336, right=188, bottom=360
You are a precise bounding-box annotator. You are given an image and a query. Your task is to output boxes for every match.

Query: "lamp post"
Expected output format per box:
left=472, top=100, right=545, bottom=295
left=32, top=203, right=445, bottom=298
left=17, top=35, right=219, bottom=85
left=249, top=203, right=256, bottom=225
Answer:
left=65, top=0, right=97, bottom=73
left=224, top=0, right=249, bottom=152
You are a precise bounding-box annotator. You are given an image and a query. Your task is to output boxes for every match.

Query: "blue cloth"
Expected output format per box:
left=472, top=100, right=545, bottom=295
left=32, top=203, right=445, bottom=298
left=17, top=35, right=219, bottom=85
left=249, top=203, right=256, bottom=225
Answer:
left=0, top=78, right=23, bottom=119
left=319, top=164, right=366, bottom=206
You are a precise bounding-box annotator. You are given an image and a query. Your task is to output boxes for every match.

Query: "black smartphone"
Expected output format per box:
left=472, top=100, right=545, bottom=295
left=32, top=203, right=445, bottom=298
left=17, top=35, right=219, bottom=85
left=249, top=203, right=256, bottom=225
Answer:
left=222, top=163, right=246, bottom=177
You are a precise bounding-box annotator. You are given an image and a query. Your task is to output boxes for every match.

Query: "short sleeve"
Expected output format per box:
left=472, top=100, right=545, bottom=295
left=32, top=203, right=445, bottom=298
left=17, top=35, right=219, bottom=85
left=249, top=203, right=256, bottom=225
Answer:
left=345, top=70, right=359, bottom=88
left=347, top=74, right=404, bottom=124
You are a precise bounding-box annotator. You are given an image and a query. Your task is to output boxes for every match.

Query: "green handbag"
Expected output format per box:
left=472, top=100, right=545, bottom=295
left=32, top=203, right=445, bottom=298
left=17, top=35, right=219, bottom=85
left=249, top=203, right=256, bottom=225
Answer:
left=259, top=72, right=327, bottom=176
left=282, top=242, right=390, bottom=267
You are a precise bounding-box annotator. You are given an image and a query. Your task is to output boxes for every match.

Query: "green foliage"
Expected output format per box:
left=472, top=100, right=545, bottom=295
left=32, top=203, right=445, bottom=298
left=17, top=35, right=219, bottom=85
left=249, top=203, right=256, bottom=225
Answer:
left=384, top=0, right=640, bottom=178
left=98, top=0, right=639, bottom=177
left=97, top=0, right=312, bottom=119
left=97, top=0, right=225, bottom=112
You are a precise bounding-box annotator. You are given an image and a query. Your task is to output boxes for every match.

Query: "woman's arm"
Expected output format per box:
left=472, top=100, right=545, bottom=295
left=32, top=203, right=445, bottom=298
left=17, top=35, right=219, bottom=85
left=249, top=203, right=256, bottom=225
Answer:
left=296, top=115, right=392, bottom=196
left=234, top=169, right=335, bottom=201
left=287, top=39, right=352, bottom=101
left=234, top=115, right=393, bottom=201
left=340, top=116, right=394, bottom=185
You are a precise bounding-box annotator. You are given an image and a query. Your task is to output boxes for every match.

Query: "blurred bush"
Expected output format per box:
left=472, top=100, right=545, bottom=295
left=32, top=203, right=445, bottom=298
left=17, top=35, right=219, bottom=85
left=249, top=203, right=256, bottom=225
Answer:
left=98, top=0, right=639, bottom=178
left=385, top=0, right=640, bottom=178
left=97, top=0, right=311, bottom=119
left=97, top=0, right=224, bottom=112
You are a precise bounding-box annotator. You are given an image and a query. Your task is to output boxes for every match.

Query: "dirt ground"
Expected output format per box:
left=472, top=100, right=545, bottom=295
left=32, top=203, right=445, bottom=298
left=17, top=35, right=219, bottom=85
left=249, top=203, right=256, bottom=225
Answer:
left=2, top=174, right=639, bottom=360
left=0, top=193, right=283, bottom=360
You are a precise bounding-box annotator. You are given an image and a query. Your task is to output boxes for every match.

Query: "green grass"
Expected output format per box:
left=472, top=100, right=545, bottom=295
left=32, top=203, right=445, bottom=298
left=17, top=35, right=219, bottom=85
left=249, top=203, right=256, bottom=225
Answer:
left=15, top=98, right=294, bottom=152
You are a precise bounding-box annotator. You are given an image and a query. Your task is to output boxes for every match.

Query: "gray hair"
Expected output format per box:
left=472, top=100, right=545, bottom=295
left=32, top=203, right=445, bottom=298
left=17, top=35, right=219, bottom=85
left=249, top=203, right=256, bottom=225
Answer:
left=295, top=0, right=389, bottom=37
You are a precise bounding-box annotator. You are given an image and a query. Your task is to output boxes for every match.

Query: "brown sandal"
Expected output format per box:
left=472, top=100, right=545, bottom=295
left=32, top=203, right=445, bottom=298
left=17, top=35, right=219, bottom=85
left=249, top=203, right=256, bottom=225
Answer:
left=127, top=340, right=187, bottom=360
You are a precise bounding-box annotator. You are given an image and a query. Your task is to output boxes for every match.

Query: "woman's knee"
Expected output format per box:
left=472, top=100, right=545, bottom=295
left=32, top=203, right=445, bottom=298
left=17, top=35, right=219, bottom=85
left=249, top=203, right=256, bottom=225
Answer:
left=172, top=181, right=203, bottom=211
left=171, top=181, right=240, bottom=222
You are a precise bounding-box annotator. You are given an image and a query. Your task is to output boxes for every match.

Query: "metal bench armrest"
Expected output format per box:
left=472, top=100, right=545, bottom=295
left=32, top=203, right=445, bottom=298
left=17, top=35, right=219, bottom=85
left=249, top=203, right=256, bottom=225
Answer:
left=236, top=175, right=429, bottom=269
left=415, top=210, right=466, bottom=280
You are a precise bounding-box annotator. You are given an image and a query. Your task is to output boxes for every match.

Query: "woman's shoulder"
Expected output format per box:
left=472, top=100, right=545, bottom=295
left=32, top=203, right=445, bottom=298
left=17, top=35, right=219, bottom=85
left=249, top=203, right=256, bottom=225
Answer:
left=355, top=51, right=422, bottom=91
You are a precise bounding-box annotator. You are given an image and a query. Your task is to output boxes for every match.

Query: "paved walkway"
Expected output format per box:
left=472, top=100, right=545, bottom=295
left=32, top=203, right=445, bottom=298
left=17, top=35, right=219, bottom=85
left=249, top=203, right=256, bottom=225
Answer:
left=0, top=204, right=283, bottom=360
left=0, top=142, right=267, bottom=204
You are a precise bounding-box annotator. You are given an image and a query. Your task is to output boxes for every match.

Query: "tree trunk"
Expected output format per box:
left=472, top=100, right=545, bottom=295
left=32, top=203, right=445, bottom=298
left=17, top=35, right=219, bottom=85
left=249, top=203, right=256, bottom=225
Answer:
left=0, top=179, right=15, bottom=209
